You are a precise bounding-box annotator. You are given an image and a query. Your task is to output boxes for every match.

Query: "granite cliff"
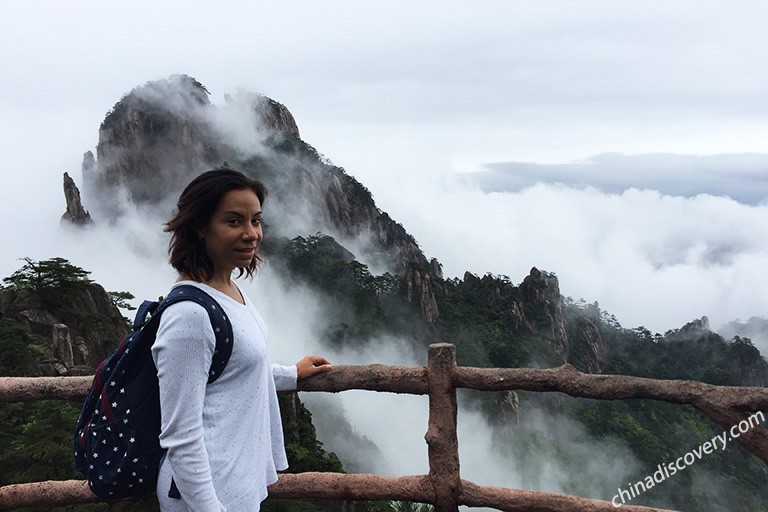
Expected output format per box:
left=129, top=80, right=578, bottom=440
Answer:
left=68, top=75, right=614, bottom=373
left=80, top=75, right=431, bottom=278
left=0, top=281, right=126, bottom=375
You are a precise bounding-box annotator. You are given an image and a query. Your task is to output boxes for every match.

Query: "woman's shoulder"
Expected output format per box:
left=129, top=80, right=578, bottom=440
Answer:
left=157, top=300, right=215, bottom=335
left=161, top=281, right=220, bottom=316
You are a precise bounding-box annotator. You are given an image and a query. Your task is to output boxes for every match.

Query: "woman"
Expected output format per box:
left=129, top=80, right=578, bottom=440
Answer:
left=152, top=168, right=332, bottom=512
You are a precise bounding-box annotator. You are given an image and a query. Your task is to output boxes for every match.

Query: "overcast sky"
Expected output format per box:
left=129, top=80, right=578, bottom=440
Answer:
left=1, top=1, right=767, bottom=341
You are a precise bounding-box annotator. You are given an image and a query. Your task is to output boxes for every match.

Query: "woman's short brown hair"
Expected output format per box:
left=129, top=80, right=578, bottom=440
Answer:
left=165, top=168, right=267, bottom=282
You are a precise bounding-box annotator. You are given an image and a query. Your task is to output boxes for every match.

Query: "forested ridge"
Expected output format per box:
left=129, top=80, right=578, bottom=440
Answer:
left=2, top=240, right=768, bottom=511
left=269, top=235, right=768, bottom=511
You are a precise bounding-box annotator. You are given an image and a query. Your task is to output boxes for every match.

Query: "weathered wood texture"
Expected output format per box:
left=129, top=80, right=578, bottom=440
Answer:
left=0, top=476, right=678, bottom=512
left=459, top=480, right=677, bottom=512
left=425, top=344, right=461, bottom=512
left=453, top=364, right=768, bottom=464
left=0, top=376, right=91, bottom=403
left=7, top=344, right=767, bottom=511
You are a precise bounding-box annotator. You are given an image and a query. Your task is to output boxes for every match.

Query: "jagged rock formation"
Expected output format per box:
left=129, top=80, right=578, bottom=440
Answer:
left=72, top=75, right=615, bottom=371
left=277, top=393, right=343, bottom=474
left=439, top=267, right=609, bottom=373
left=457, top=268, right=569, bottom=349
left=666, top=316, right=768, bottom=387
left=0, top=283, right=127, bottom=375
left=518, top=267, right=569, bottom=355
left=488, top=391, right=521, bottom=435
left=60, top=172, right=92, bottom=225
left=405, top=265, right=441, bottom=325
left=80, top=75, right=431, bottom=279
left=74, top=74, right=444, bottom=351
left=680, top=315, right=711, bottom=335
left=720, top=316, right=768, bottom=348
left=241, top=91, right=301, bottom=138
left=86, top=75, right=223, bottom=211
left=567, top=317, right=608, bottom=373
left=727, top=348, right=768, bottom=387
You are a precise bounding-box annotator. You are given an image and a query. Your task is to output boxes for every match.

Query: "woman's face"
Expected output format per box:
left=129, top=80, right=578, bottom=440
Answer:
left=202, top=188, right=263, bottom=276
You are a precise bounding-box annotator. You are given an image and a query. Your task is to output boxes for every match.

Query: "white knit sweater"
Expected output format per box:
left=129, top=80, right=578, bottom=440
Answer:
left=151, top=281, right=297, bottom=512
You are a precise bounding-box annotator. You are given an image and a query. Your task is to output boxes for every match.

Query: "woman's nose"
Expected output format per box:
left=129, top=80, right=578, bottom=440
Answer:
left=242, top=225, right=258, bottom=240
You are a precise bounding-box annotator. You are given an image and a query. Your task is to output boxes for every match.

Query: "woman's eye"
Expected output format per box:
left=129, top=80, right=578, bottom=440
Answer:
left=253, top=218, right=262, bottom=226
left=227, top=218, right=240, bottom=226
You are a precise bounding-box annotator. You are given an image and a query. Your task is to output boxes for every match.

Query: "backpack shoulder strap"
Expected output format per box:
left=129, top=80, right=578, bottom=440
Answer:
left=133, top=299, right=161, bottom=330
left=153, top=284, right=234, bottom=384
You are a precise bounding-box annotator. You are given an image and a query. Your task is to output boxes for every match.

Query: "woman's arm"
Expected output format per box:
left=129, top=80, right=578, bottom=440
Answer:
left=152, top=302, right=224, bottom=512
left=272, top=356, right=332, bottom=392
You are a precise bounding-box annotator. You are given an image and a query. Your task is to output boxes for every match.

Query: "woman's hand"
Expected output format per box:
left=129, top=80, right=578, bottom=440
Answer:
left=295, top=355, right=332, bottom=380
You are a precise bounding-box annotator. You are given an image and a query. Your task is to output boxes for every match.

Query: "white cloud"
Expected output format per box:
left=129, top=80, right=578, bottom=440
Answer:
left=473, top=153, right=768, bottom=205
left=367, top=174, right=768, bottom=339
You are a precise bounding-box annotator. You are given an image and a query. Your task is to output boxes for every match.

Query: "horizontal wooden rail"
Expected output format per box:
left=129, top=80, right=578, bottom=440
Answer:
left=453, top=365, right=768, bottom=411
left=6, top=343, right=765, bottom=512
left=0, top=364, right=431, bottom=403
left=0, top=475, right=676, bottom=512
left=297, top=364, right=428, bottom=394
left=453, top=364, right=768, bottom=465
left=0, top=480, right=94, bottom=510
left=5, top=364, right=767, bottom=410
left=458, top=480, right=671, bottom=512
left=0, top=376, right=91, bottom=403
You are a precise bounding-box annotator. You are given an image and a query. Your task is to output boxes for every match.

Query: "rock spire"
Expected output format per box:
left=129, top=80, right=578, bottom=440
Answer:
left=61, top=172, right=92, bottom=225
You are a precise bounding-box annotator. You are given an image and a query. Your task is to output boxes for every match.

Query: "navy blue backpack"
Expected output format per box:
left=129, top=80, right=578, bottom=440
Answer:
left=73, top=284, right=233, bottom=500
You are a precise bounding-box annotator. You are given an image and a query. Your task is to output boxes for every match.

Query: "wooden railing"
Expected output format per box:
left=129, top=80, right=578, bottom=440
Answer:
left=2, top=343, right=768, bottom=512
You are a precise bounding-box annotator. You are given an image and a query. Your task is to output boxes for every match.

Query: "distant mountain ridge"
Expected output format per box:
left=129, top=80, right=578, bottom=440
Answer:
left=64, top=74, right=768, bottom=380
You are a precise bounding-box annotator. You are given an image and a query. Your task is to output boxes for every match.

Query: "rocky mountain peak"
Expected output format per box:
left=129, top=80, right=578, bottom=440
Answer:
left=88, top=75, right=222, bottom=210
left=61, top=172, right=92, bottom=225
left=226, top=90, right=301, bottom=138
left=445, top=267, right=608, bottom=372
left=78, top=75, right=434, bottom=277
left=680, top=315, right=711, bottom=335
left=519, top=267, right=568, bottom=354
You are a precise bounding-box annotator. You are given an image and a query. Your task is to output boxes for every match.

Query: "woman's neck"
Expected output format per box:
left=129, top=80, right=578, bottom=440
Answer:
left=178, top=272, right=245, bottom=304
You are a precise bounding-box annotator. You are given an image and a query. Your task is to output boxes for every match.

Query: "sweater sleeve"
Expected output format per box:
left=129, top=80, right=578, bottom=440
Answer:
left=151, top=302, right=225, bottom=512
left=271, top=363, right=297, bottom=391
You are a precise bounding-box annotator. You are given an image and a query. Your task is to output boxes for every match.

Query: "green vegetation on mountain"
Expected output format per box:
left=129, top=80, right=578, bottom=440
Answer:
left=0, top=258, right=344, bottom=512
left=267, top=234, right=430, bottom=347
left=2, top=256, right=93, bottom=294
left=268, top=237, right=768, bottom=511
left=1, top=252, right=767, bottom=511
left=0, top=318, right=42, bottom=376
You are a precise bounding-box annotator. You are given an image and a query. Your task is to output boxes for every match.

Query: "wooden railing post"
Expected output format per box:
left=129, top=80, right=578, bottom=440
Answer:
left=426, top=343, right=460, bottom=512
